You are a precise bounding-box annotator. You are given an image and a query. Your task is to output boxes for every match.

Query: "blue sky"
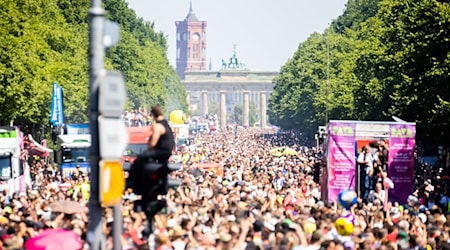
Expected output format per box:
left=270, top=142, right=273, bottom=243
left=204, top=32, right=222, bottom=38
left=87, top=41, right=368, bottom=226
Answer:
left=127, top=0, right=348, bottom=71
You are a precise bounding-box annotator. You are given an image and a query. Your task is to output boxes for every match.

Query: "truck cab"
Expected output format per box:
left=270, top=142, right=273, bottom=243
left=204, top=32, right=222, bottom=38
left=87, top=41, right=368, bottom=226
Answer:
left=0, top=127, right=31, bottom=195
left=123, top=126, right=152, bottom=164
left=54, top=134, right=91, bottom=178
left=196, top=122, right=209, bottom=133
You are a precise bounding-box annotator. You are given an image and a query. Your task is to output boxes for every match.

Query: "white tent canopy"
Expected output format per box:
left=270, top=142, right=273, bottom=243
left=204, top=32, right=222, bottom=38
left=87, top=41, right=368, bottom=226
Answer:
left=28, top=134, right=53, bottom=153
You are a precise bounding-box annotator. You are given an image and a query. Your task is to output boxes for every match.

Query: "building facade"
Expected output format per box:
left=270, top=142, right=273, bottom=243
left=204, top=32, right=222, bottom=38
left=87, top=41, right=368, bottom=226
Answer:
left=175, top=3, right=207, bottom=80
left=176, top=4, right=278, bottom=128
left=184, top=70, right=277, bottom=128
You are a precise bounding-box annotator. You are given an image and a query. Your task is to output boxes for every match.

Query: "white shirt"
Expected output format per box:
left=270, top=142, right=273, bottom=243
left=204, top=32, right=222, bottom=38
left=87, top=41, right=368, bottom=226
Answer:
left=358, top=151, right=375, bottom=174
left=172, top=241, right=186, bottom=250
left=368, top=189, right=386, bottom=203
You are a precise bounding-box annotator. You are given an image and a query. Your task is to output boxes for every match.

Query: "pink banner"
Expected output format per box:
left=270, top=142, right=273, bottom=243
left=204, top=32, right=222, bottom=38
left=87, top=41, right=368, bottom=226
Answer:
left=388, top=124, right=416, bottom=204
left=327, top=122, right=356, bottom=203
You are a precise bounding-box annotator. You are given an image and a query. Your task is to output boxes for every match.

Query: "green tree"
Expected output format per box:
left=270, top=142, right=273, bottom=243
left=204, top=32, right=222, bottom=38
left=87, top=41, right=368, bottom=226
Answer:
left=228, top=101, right=258, bottom=126
left=269, top=30, right=359, bottom=134
left=233, top=104, right=243, bottom=125
left=0, top=0, right=187, bottom=136
left=0, top=0, right=88, bottom=129
left=208, top=102, right=219, bottom=117
left=104, top=0, right=187, bottom=112
left=351, top=16, right=391, bottom=120
left=268, top=33, right=323, bottom=132
left=332, top=0, right=379, bottom=34
left=269, top=0, right=450, bottom=148
left=376, top=0, right=450, bottom=144
left=249, top=101, right=258, bottom=126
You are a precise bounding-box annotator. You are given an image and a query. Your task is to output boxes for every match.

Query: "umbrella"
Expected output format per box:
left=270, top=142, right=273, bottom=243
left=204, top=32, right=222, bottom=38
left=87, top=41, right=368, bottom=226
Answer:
left=282, top=147, right=298, bottom=156
left=24, top=229, right=82, bottom=250
left=49, top=200, right=84, bottom=214
left=193, top=163, right=220, bottom=169
left=270, top=147, right=283, bottom=157
left=188, top=168, right=204, bottom=178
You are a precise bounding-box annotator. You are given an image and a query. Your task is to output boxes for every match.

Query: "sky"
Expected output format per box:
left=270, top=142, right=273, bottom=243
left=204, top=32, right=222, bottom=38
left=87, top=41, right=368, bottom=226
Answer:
left=127, top=0, right=348, bottom=72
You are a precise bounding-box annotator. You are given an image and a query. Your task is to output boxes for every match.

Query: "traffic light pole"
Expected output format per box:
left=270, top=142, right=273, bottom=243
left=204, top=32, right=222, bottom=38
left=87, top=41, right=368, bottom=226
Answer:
left=88, top=0, right=106, bottom=249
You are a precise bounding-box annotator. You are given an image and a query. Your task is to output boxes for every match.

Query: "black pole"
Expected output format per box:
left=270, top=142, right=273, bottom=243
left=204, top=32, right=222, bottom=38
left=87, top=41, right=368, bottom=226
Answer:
left=87, top=0, right=105, bottom=249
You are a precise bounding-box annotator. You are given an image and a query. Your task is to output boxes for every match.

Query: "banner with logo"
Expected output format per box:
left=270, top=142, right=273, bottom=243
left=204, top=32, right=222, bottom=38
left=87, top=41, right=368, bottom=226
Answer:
left=50, top=82, right=64, bottom=126
left=388, top=124, right=416, bottom=204
left=66, top=124, right=90, bottom=135
left=327, top=122, right=356, bottom=203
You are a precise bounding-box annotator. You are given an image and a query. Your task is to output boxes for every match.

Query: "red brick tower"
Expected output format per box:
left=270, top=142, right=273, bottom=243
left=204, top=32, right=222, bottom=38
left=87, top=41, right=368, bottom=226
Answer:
left=175, top=2, right=207, bottom=80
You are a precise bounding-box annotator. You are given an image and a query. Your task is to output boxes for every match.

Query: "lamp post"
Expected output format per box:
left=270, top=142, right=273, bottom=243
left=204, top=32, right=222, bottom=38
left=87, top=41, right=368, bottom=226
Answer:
left=87, top=0, right=105, bottom=248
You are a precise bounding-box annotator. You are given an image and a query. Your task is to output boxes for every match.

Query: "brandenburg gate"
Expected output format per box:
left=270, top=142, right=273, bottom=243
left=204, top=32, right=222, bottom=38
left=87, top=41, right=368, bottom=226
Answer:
left=183, top=66, right=278, bottom=129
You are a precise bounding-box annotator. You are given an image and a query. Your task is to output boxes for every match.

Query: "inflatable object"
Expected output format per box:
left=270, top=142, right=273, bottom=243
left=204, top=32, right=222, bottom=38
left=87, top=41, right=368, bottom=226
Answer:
left=303, top=222, right=317, bottom=234
left=335, top=217, right=354, bottom=236
left=344, top=214, right=355, bottom=225
left=383, top=177, right=394, bottom=189
left=169, top=110, right=185, bottom=124
left=338, top=190, right=357, bottom=209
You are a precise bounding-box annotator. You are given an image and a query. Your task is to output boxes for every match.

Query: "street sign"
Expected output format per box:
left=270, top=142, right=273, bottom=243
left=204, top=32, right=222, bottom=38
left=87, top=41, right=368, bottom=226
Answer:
left=99, top=71, right=125, bottom=118
left=103, top=20, right=120, bottom=48
left=100, top=160, right=125, bottom=207
left=98, top=116, right=128, bottom=160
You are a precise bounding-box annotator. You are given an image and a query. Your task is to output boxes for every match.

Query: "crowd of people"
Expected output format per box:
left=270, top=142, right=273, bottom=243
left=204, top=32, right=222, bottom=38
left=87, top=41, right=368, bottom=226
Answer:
left=123, top=110, right=151, bottom=127
left=0, top=125, right=449, bottom=249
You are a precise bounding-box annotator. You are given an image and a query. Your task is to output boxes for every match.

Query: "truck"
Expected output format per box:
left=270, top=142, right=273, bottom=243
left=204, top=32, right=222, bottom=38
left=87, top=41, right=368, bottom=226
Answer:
left=171, top=123, right=190, bottom=152
left=0, top=126, right=32, bottom=195
left=171, top=124, right=189, bottom=139
left=123, top=126, right=152, bottom=164
left=54, top=124, right=91, bottom=178
left=196, top=122, right=209, bottom=134
left=321, top=120, right=416, bottom=205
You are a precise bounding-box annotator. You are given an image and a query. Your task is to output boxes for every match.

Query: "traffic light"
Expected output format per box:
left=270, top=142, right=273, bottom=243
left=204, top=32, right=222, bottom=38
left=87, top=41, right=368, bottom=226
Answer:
left=129, top=159, right=181, bottom=217
left=98, top=71, right=128, bottom=207
left=167, top=163, right=182, bottom=190
left=142, top=161, right=169, bottom=200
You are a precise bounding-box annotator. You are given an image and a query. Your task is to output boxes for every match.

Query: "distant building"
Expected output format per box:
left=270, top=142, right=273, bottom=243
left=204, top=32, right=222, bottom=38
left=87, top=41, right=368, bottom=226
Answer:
left=175, top=2, right=207, bottom=80
left=184, top=70, right=277, bottom=128
left=176, top=3, right=278, bottom=128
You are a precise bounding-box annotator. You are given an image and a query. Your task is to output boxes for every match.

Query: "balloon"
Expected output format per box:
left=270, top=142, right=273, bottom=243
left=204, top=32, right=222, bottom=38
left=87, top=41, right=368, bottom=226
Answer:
left=383, top=177, right=394, bottom=189
left=335, top=217, right=354, bottom=236
left=169, top=110, right=185, bottom=124
left=344, top=214, right=355, bottom=225
left=303, top=222, right=317, bottom=234
left=338, top=190, right=358, bottom=209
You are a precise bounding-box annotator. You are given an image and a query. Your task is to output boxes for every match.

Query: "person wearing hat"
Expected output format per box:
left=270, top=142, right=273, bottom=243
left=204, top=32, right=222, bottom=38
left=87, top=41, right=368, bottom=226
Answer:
left=1, top=234, right=20, bottom=250
left=396, top=231, right=410, bottom=249
left=169, top=225, right=187, bottom=250
left=2, top=206, right=12, bottom=215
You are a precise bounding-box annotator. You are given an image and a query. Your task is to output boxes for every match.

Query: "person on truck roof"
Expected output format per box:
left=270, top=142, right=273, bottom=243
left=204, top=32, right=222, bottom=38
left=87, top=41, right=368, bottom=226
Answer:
left=129, top=106, right=175, bottom=166
left=146, top=106, right=175, bottom=162
left=130, top=106, right=175, bottom=199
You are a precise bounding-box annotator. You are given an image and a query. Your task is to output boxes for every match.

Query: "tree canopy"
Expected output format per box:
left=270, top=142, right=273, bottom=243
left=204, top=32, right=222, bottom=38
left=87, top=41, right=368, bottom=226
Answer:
left=269, top=0, right=450, bottom=146
left=0, top=0, right=187, bottom=133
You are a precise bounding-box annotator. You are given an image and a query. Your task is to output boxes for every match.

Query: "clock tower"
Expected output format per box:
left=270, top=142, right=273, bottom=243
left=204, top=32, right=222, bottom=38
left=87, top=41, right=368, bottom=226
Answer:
left=175, top=2, right=207, bottom=80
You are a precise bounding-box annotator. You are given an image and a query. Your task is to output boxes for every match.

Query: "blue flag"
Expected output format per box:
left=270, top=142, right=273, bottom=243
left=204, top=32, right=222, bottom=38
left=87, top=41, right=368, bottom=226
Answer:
left=50, top=82, right=64, bottom=126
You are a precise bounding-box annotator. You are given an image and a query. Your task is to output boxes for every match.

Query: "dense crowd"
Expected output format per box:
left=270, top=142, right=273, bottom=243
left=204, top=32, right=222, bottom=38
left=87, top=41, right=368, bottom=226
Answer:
left=0, top=128, right=449, bottom=250
left=123, top=110, right=151, bottom=127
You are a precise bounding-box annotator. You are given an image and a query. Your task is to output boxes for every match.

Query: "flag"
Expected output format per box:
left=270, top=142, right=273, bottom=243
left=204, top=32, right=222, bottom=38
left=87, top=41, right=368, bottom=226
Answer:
left=50, top=82, right=64, bottom=126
